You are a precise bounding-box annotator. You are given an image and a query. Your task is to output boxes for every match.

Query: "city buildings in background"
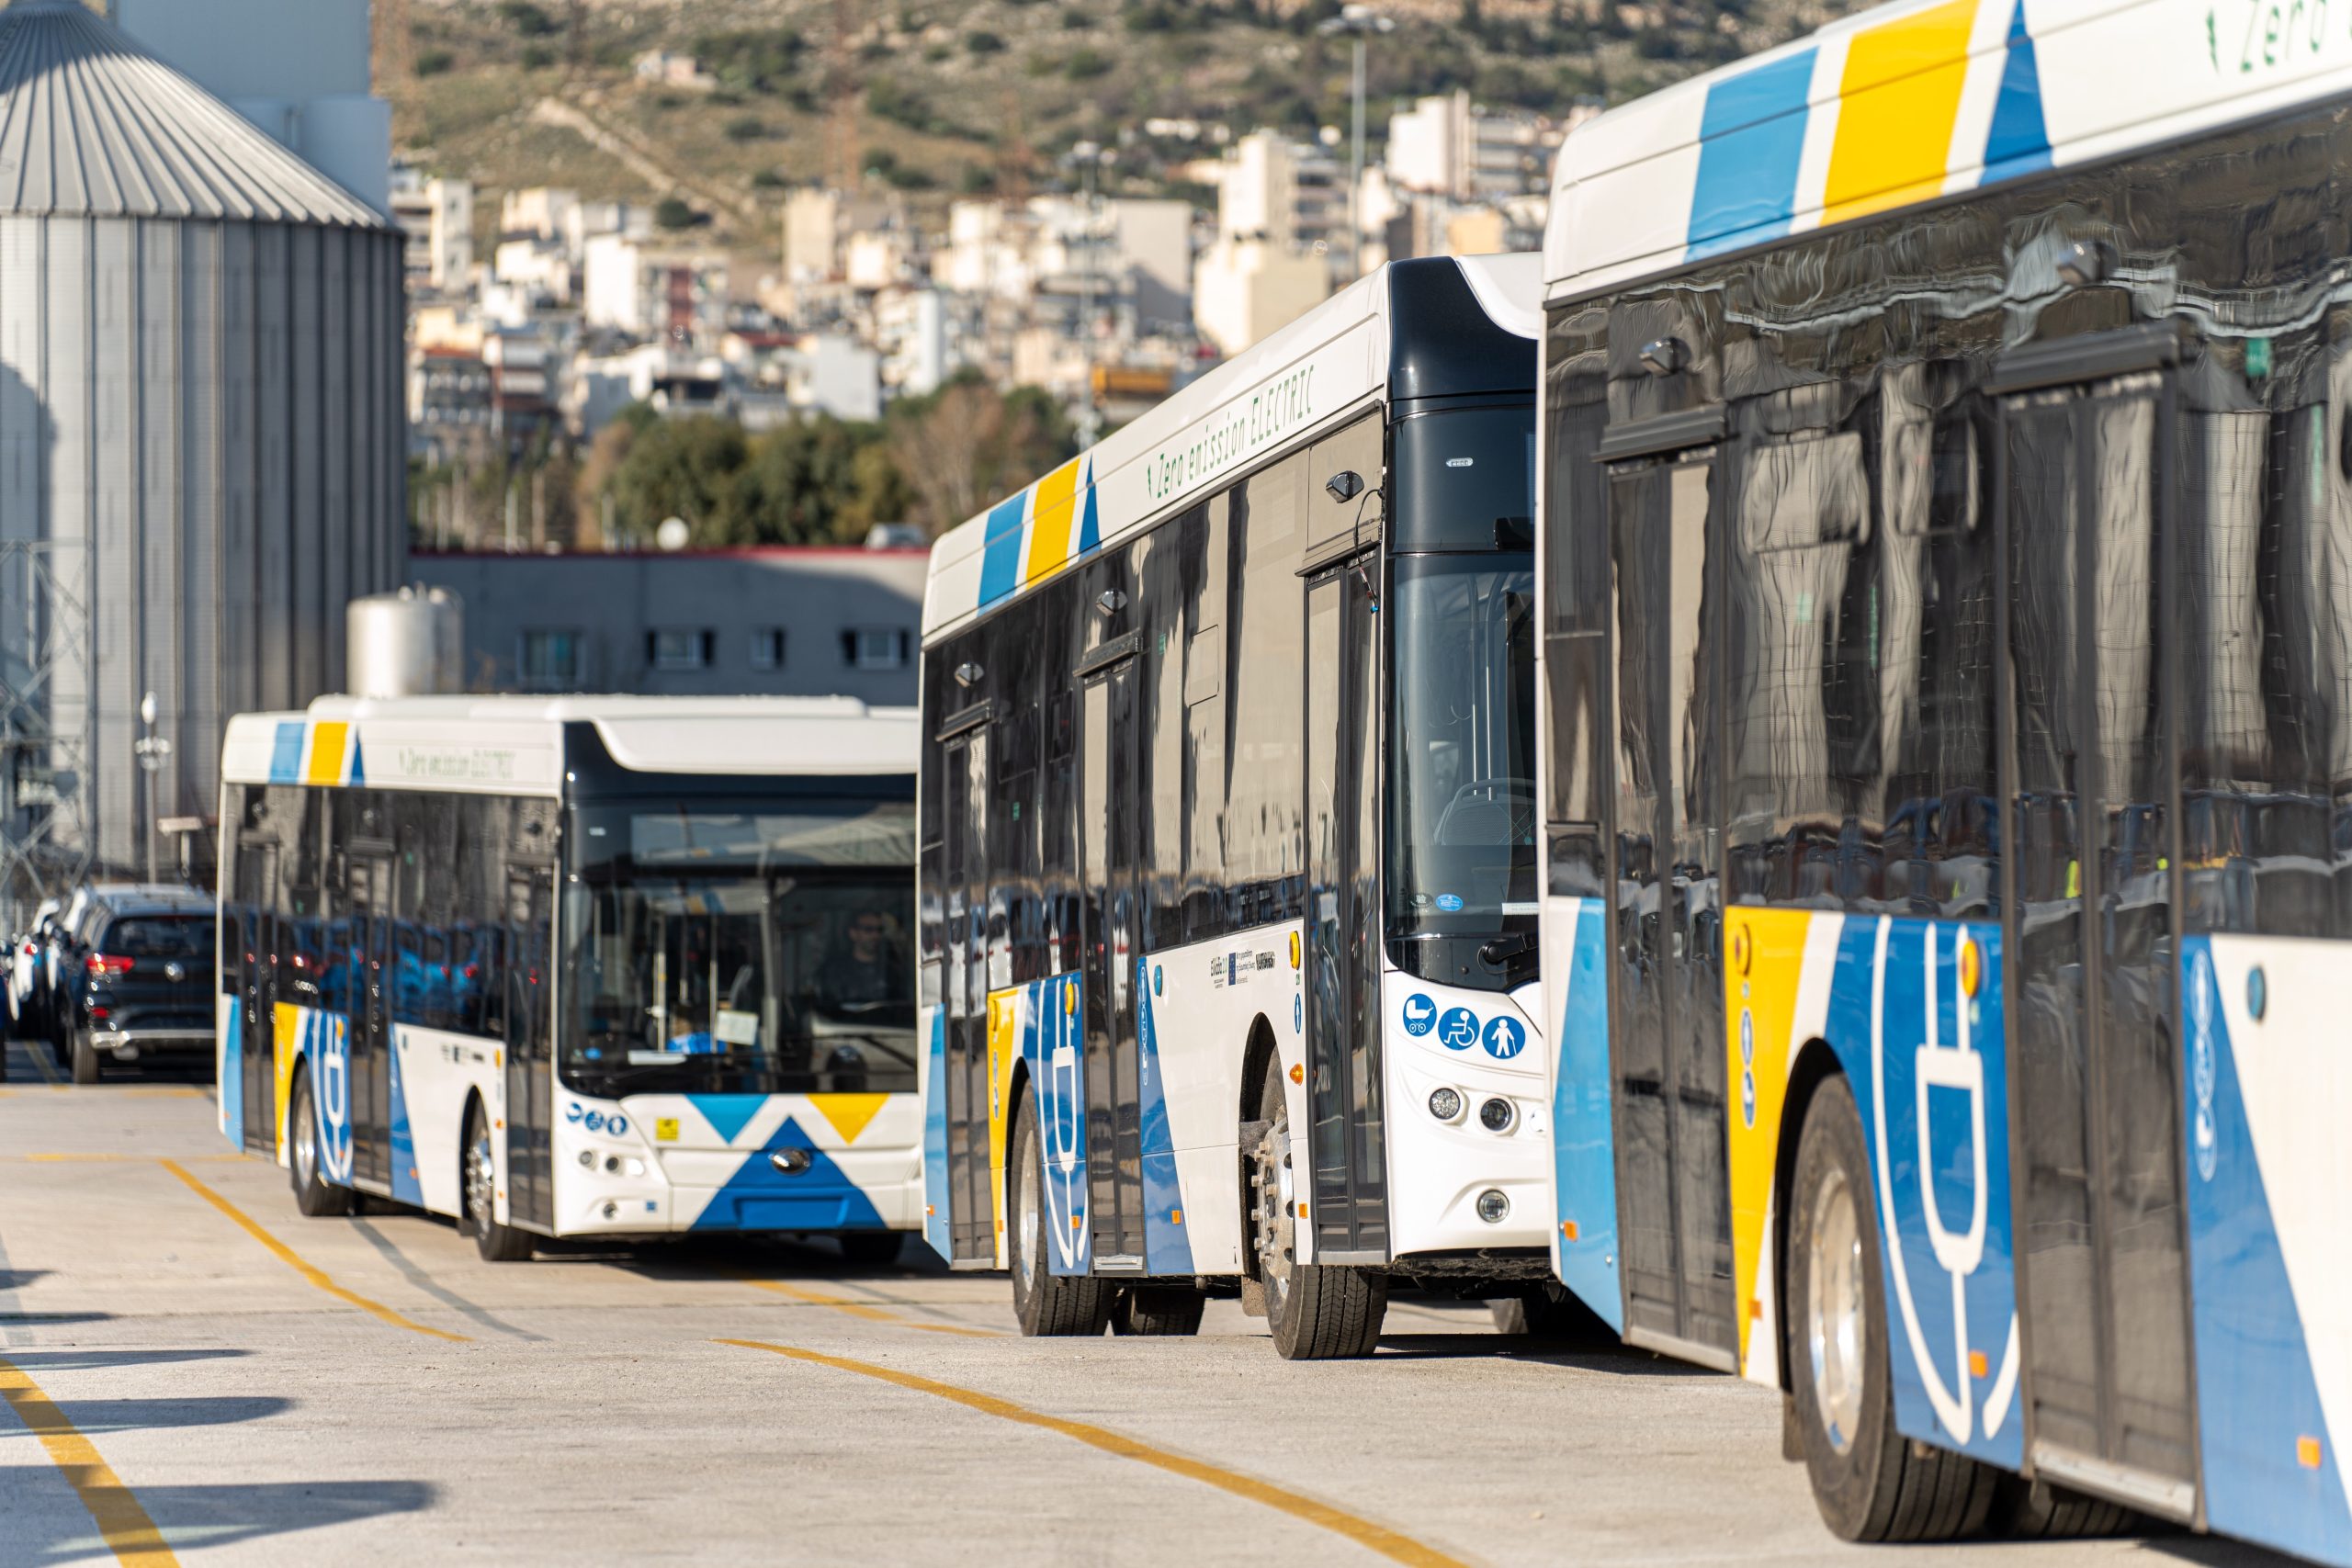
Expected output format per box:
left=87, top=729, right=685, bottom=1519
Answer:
left=408, top=548, right=927, bottom=708
left=401, top=68, right=1598, bottom=518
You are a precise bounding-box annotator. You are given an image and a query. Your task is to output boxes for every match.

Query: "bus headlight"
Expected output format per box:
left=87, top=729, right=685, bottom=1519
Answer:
left=1478, top=1097, right=1515, bottom=1133
left=1428, top=1087, right=1464, bottom=1122
left=1476, top=1190, right=1510, bottom=1224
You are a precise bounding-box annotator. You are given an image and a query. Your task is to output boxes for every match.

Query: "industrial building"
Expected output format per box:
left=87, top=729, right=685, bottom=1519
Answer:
left=0, top=0, right=405, bottom=915
left=407, top=547, right=928, bottom=708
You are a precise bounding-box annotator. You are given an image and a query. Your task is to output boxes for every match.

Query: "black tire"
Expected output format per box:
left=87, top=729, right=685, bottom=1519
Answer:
left=838, top=1230, right=906, bottom=1269
left=1988, top=1473, right=2135, bottom=1540
left=288, top=1068, right=354, bottom=1217
left=1788, top=1075, right=1995, bottom=1542
left=462, top=1100, right=535, bottom=1262
left=1111, top=1285, right=1207, bottom=1337
left=69, top=1028, right=99, bottom=1085
left=1489, top=1283, right=1612, bottom=1341
left=1251, top=1055, right=1386, bottom=1359
left=1008, top=1087, right=1111, bottom=1337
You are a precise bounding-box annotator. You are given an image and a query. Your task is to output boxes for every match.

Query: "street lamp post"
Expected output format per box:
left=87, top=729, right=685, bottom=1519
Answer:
left=134, top=691, right=171, bottom=885
left=1064, top=140, right=1113, bottom=449
left=1318, top=4, right=1395, bottom=286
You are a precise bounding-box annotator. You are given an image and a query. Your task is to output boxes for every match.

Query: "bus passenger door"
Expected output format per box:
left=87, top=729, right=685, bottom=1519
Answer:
left=346, top=846, right=395, bottom=1190
left=1303, top=555, right=1388, bottom=1261
left=2000, top=367, right=2196, bottom=1514
left=1080, top=654, right=1148, bottom=1271
left=504, top=844, right=557, bottom=1231
left=233, top=838, right=278, bottom=1155
left=940, top=729, right=996, bottom=1265
left=1604, top=449, right=1736, bottom=1369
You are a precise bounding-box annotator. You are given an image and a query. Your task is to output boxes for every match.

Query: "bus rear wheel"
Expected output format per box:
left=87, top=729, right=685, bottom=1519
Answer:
left=288, top=1068, right=352, bottom=1218
left=1008, top=1089, right=1110, bottom=1336
left=1789, top=1075, right=1995, bottom=1542
left=1251, top=1055, right=1385, bottom=1359
left=1111, top=1285, right=1205, bottom=1337
left=462, top=1100, right=535, bottom=1262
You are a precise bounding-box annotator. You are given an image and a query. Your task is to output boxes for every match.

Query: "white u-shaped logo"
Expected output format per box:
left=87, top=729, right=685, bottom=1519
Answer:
left=1871, top=920, right=2018, bottom=1447
left=1044, top=979, right=1086, bottom=1269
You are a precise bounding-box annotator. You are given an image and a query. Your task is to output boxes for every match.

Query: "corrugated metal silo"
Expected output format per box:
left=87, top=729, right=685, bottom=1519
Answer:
left=0, top=0, right=404, bottom=909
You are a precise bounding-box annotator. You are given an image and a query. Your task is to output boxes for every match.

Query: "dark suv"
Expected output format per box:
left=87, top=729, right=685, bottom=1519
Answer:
left=59, top=888, right=216, bottom=1084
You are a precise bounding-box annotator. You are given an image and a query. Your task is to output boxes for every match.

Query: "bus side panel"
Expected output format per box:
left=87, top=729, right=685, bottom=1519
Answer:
left=1134, top=924, right=1306, bottom=1279
left=986, top=987, right=1023, bottom=1269
left=271, top=1000, right=300, bottom=1166
left=2180, top=934, right=2352, bottom=1566
left=1546, top=895, right=1620, bottom=1328
left=1729, top=908, right=2024, bottom=1472
left=219, top=992, right=243, bottom=1149
left=391, top=1021, right=503, bottom=1220
left=921, top=1003, right=953, bottom=1260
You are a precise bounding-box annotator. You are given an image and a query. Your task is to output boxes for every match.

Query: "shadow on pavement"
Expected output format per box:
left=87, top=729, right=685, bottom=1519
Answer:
left=0, top=1270, right=51, bottom=1291
left=1369, top=1330, right=1724, bottom=1373
left=16, top=1480, right=437, bottom=1564
left=0, top=1348, right=249, bottom=1373
left=23, top=1395, right=295, bottom=1436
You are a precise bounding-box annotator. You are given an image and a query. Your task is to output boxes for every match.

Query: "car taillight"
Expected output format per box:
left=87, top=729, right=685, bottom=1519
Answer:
left=87, top=953, right=134, bottom=978
left=89, top=1006, right=109, bottom=1021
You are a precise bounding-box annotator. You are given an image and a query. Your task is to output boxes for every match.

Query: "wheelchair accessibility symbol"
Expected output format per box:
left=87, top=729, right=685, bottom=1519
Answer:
left=1437, top=1007, right=1479, bottom=1051
left=1480, top=1016, right=1525, bottom=1059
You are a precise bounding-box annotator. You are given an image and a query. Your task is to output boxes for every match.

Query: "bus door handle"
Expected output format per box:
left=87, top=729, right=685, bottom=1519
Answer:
left=769, top=1149, right=813, bottom=1176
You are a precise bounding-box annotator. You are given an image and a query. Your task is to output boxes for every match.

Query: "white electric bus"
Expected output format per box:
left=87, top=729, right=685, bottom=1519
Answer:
left=216, top=695, right=921, bottom=1262
left=1534, top=0, right=2352, bottom=1558
left=918, top=256, right=1556, bottom=1356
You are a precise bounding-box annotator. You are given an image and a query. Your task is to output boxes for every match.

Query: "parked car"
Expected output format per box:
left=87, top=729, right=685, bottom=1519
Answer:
left=10, top=897, right=62, bottom=1043
left=52, top=886, right=214, bottom=1084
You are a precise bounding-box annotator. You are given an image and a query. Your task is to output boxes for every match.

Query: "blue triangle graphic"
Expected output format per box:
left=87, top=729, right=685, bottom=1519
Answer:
left=688, top=1093, right=767, bottom=1145
left=1983, top=0, right=2051, bottom=177
left=690, top=1115, right=887, bottom=1233
left=1077, top=478, right=1101, bottom=554
left=347, top=741, right=365, bottom=786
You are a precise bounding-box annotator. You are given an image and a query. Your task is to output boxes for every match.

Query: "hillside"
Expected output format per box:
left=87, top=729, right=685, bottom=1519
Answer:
left=391, top=0, right=1858, bottom=253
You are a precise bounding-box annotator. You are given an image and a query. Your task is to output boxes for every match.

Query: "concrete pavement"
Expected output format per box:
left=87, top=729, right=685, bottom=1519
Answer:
left=0, top=1040, right=2287, bottom=1566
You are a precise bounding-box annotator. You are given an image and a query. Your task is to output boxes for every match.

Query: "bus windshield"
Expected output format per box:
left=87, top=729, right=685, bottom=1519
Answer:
left=1386, top=555, right=1539, bottom=972
left=560, top=796, right=918, bottom=1099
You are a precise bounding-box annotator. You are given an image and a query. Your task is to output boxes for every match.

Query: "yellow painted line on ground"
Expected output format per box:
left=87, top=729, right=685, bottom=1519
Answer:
left=730, top=1274, right=1001, bottom=1337
left=0, top=1086, right=203, bottom=1098
left=718, top=1338, right=1468, bottom=1568
left=157, top=1159, right=471, bottom=1344
left=0, top=1355, right=181, bottom=1565
left=8, top=1152, right=243, bottom=1164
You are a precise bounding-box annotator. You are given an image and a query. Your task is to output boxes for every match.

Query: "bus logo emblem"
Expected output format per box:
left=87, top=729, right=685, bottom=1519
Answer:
left=1401, top=995, right=1437, bottom=1036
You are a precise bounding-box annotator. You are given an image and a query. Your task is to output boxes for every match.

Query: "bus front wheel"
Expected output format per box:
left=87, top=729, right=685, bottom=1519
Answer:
left=288, top=1068, right=353, bottom=1218
left=1251, top=1055, right=1385, bottom=1359
left=462, top=1100, right=535, bottom=1262
left=1789, top=1074, right=1994, bottom=1541
left=1008, top=1089, right=1111, bottom=1336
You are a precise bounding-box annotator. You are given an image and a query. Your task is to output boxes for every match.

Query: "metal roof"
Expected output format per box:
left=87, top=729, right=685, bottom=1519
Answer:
left=0, top=0, right=388, bottom=227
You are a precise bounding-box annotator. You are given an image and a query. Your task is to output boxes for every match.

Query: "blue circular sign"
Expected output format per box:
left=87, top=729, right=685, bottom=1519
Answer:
left=608, top=1115, right=628, bottom=1137
left=1741, top=1069, right=1758, bottom=1128
left=1437, top=1007, right=1481, bottom=1051
left=1400, top=994, right=1438, bottom=1036
left=1435, top=894, right=1464, bottom=912
left=1739, top=1010, right=1755, bottom=1067
left=1294, top=995, right=1303, bottom=1032
left=1480, top=1015, right=1526, bottom=1060
left=584, top=1110, right=605, bottom=1133
left=564, top=1101, right=584, bottom=1123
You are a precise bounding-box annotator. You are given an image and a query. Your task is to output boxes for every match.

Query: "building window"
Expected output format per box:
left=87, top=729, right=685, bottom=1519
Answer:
left=519, top=630, right=584, bottom=689
left=648, top=628, right=715, bottom=671
left=842, top=627, right=910, bottom=671
left=750, top=628, right=786, bottom=671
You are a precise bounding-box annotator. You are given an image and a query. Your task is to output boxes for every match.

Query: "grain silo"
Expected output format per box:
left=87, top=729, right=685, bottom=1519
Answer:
left=0, top=0, right=404, bottom=910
